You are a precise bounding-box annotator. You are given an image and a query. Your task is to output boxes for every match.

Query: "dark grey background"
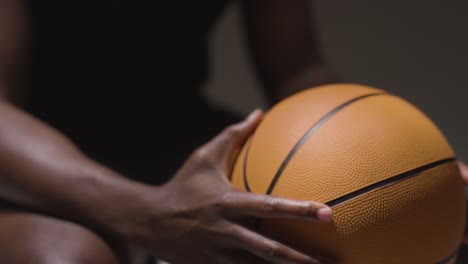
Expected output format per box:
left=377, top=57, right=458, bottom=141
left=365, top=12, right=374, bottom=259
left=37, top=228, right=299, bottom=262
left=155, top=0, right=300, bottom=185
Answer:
left=203, top=1, right=468, bottom=161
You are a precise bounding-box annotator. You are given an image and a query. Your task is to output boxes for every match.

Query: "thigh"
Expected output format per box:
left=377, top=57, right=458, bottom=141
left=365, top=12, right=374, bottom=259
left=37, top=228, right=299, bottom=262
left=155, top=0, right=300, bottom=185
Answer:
left=0, top=202, right=148, bottom=264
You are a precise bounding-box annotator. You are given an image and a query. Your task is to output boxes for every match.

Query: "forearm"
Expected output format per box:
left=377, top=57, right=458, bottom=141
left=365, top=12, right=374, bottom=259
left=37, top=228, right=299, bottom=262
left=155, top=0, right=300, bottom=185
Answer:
left=240, top=0, right=340, bottom=104
left=0, top=0, right=28, bottom=106
left=0, top=99, right=154, bottom=237
left=268, top=63, right=340, bottom=103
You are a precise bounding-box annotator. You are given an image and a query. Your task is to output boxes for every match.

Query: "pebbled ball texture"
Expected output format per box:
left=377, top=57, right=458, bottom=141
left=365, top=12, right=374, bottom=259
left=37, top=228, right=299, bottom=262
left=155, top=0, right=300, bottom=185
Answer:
left=230, top=83, right=465, bottom=264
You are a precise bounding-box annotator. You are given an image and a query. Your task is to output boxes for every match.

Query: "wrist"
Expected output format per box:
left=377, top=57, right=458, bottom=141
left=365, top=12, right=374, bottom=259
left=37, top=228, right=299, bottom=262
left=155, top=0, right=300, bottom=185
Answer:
left=63, top=161, right=160, bottom=243
left=107, top=181, right=174, bottom=254
left=96, top=180, right=160, bottom=242
left=108, top=184, right=160, bottom=244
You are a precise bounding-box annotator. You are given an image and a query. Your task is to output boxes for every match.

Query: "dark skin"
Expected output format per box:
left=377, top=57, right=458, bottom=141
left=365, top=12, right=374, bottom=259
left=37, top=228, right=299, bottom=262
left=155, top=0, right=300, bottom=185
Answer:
left=240, top=0, right=338, bottom=101
left=0, top=0, right=466, bottom=263
left=0, top=1, right=335, bottom=264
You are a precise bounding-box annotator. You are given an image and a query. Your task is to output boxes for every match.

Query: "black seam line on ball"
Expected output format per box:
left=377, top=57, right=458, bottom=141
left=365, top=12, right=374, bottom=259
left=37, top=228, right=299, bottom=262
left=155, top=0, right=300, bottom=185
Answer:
left=435, top=249, right=459, bottom=264
left=265, top=92, right=386, bottom=195
left=325, top=157, right=457, bottom=207
left=243, top=138, right=254, bottom=192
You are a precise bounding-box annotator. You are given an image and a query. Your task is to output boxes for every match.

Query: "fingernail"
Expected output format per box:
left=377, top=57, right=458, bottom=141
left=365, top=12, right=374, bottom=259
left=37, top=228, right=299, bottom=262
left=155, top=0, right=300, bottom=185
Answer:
left=316, top=207, right=333, bottom=221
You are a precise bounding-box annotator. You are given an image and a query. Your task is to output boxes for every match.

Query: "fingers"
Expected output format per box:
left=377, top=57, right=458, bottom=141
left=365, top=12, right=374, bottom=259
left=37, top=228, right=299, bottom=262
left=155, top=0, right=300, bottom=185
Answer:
left=458, top=161, right=468, bottom=184
left=224, top=222, right=331, bottom=264
left=200, top=109, right=263, bottom=169
left=222, top=191, right=332, bottom=222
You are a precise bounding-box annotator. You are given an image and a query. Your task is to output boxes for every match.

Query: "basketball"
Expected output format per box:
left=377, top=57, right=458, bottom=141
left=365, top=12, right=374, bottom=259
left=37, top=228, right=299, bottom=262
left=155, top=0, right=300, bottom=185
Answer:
left=230, top=83, right=466, bottom=263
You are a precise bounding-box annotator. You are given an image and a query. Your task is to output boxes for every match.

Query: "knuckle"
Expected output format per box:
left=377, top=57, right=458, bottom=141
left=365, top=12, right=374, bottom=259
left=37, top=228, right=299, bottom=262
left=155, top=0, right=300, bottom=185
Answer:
left=198, top=221, right=228, bottom=243
left=264, top=241, right=282, bottom=259
left=298, top=202, right=316, bottom=216
left=217, top=189, right=240, bottom=212
left=212, top=221, right=238, bottom=243
left=222, top=223, right=238, bottom=239
left=221, top=191, right=235, bottom=208
left=211, top=194, right=230, bottom=213
left=262, top=196, right=279, bottom=212
left=209, top=221, right=229, bottom=237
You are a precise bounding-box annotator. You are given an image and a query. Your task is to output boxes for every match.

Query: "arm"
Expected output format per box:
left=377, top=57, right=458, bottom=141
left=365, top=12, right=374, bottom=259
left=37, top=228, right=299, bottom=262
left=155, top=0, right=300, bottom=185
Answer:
left=0, top=2, right=333, bottom=263
left=0, top=0, right=145, bottom=235
left=0, top=103, right=334, bottom=263
left=240, top=0, right=340, bottom=103
left=0, top=0, right=28, bottom=105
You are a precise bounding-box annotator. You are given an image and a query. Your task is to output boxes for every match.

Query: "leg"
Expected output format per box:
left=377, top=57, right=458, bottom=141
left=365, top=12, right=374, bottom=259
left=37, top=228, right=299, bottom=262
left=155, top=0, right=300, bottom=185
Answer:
left=0, top=202, right=147, bottom=264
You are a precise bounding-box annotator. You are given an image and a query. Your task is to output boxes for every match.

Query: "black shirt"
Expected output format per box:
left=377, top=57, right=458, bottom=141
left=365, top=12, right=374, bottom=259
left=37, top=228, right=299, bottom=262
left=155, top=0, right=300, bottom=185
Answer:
left=26, top=1, right=239, bottom=184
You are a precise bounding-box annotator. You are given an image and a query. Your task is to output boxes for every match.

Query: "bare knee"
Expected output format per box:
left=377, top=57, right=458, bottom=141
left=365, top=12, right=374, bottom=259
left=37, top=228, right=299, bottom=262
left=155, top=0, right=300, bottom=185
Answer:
left=0, top=208, right=127, bottom=264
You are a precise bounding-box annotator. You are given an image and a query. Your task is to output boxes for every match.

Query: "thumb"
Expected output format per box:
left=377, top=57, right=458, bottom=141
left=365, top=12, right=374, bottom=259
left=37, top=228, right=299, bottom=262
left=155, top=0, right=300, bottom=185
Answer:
left=205, top=109, right=263, bottom=170
left=458, top=161, right=468, bottom=184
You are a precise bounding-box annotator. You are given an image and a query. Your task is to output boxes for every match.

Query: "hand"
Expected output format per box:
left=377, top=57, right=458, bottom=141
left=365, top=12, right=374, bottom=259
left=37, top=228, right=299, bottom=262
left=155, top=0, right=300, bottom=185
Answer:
left=458, top=161, right=468, bottom=244
left=125, top=109, right=334, bottom=264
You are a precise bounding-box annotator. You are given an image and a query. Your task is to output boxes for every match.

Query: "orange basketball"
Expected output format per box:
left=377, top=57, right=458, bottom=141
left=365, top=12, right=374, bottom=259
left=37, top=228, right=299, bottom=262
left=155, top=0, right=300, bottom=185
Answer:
left=230, top=83, right=466, bottom=263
